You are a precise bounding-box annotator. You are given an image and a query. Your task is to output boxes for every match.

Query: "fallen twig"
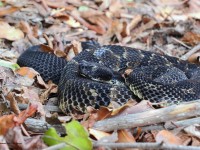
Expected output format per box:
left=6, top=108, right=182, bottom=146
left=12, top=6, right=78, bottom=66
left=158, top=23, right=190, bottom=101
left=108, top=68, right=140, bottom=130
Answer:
left=24, top=118, right=66, bottom=134
left=181, top=43, right=200, bottom=60
left=93, top=100, right=200, bottom=132
left=93, top=142, right=200, bottom=150
left=171, top=37, right=191, bottom=49
left=24, top=118, right=51, bottom=133
left=18, top=103, right=62, bottom=113
left=43, top=143, right=66, bottom=150
left=141, top=117, right=200, bottom=131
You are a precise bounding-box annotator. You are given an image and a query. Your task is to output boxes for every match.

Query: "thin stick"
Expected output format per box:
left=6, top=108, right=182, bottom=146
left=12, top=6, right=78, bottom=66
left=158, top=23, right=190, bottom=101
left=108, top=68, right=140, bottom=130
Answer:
left=181, top=43, right=200, bottom=60
left=171, top=37, right=191, bottom=49
left=141, top=117, right=200, bottom=131
left=154, top=45, right=172, bottom=56
left=43, top=143, right=66, bottom=150
left=18, top=103, right=62, bottom=112
left=93, top=142, right=200, bottom=150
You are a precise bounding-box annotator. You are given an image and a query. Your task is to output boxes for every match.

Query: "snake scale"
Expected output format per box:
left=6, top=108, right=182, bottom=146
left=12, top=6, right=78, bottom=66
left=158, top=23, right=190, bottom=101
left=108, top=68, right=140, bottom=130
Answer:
left=17, top=41, right=200, bottom=114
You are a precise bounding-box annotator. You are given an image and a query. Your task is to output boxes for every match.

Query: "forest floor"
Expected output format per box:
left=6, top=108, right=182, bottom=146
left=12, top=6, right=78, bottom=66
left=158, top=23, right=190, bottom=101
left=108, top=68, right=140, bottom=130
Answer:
left=0, top=0, right=200, bottom=149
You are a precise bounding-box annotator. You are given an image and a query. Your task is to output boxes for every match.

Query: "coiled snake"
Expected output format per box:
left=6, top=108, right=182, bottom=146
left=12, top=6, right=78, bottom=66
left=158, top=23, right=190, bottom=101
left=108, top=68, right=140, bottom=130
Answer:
left=17, top=42, right=200, bottom=114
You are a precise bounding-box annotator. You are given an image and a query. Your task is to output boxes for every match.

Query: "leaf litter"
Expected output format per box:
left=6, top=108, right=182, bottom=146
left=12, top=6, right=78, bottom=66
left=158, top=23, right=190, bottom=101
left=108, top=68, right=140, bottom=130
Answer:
left=0, top=0, right=200, bottom=149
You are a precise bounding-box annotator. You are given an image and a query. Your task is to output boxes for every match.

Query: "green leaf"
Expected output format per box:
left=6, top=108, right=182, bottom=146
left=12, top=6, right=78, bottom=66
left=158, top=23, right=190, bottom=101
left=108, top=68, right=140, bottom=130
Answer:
left=78, top=6, right=89, bottom=11
left=43, top=120, right=92, bottom=150
left=0, top=1, right=3, bottom=7
left=0, top=59, right=20, bottom=70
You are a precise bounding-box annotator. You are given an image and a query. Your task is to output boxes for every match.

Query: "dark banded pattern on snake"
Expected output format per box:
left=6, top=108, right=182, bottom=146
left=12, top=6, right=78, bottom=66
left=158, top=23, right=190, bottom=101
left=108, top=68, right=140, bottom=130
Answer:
left=17, top=42, right=200, bottom=114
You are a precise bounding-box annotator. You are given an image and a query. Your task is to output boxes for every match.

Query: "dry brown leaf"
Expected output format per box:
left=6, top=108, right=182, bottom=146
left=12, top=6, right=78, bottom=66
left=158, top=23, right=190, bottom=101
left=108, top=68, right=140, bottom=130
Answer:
left=17, top=87, right=40, bottom=103
left=0, top=48, right=16, bottom=60
left=19, top=21, right=33, bottom=36
left=54, top=49, right=67, bottom=58
left=86, top=15, right=111, bottom=33
left=96, top=107, right=112, bottom=121
left=79, top=8, right=103, bottom=18
left=117, top=129, right=135, bottom=142
left=131, top=19, right=157, bottom=41
left=65, top=41, right=82, bottom=61
left=98, top=130, right=118, bottom=143
left=39, top=44, right=54, bottom=53
left=0, top=102, right=10, bottom=116
left=191, top=137, right=200, bottom=146
left=188, top=52, right=200, bottom=64
left=0, top=21, right=24, bottom=41
left=44, top=24, right=70, bottom=35
left=155, top=130, right=182, bottom=145
left=16, top=67, right=38, bottom=79
left=142, top=131, right=157, bottom=142
left=89, top=128, right=111, bottom=140
left=5, top=127, right=46, bottom=149
left=111, top=100, right=137, bottom=116
left=6, top=92, right=20, bottom=114
left=127, top=15, right=142, bottom=32
left=119, top=100, right=153, bottom=116
left=66, top=48, right=76, bottom=61
left=181, top=31, right=200, bottom=46
left=35, top=74, right=49, bottom=89
left=71, top=40, right=82, bottom=55
left=0, top=103, right=37, bottom=135
left=109, top=0, right=122, bottom=16
left=39, top=82, right=57, bottom=103
left=95, top=100, right=146, bottom=121
left=0, top=6, right=20, bottom=16
left=184, top=125, right=200, bottom=139
left=153, top=0, right=185, bottom=6
left=45, top=0, right=75, bottom=10
left=71, top=10, right=106, bottom=34
left=81, top=107, right=98, bottom=128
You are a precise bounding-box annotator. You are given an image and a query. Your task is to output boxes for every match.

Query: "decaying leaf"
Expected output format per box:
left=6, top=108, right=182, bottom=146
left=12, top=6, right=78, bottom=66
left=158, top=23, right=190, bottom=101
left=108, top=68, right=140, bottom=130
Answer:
left=184, top=125, right=200, bottom=139
left=117, top=129, right=135, bottom=143
left=0, top=6, right=20, bottom=16
left=181, top=32, right=200, bottom=46
left=0, top=103, right=37, bottom=135
left=16, top=67, right=39, bottom=79
left=155, top=130, right=182, bottom=145
left=0, top=21, right=24, bottom=41
left=4, top=127, right=46, bottom=149
left=89, top=128, right=111, bottom=140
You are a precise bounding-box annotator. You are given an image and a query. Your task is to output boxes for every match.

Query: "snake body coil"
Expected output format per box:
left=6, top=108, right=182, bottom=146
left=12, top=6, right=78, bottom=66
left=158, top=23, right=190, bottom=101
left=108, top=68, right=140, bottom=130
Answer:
left=17, top=42, right=200, bottom=114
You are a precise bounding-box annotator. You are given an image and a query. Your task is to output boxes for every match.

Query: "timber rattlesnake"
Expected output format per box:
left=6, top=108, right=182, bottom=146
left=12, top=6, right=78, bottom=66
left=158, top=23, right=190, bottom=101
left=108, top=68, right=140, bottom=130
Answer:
left=17, top=41, right=200, bottom=114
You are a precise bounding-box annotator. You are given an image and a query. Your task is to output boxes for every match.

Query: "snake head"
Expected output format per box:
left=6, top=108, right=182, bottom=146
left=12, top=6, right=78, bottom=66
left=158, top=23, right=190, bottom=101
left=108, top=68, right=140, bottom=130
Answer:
left=78, top=60, right=114, bottom=81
